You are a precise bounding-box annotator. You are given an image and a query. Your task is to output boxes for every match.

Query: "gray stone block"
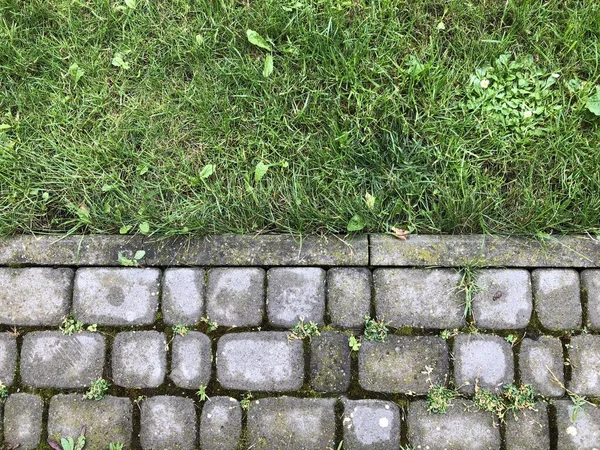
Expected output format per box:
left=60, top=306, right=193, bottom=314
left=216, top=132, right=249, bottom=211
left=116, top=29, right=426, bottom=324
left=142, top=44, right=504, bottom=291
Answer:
left=556, top=398, right=600, bottom=449
left=532, top=269, right=582, bottom=330
left=342, top=398, right=400, bottom=450
left=216, top=332, right=303, bottom=392
left=206, top=268, right=265, bottom=327
left=140, top=396, right=197, bottom=450
left=407, top=399, right=501, bottom=450
left=0, top=268, right=72, bottom=326
left=519, top=337, right=565, bottom=397
left=246, top=397, right=336, bottom=450
left=505, top=402, right=550, bottom=450
left=582, top=269, right=600, bottom=330
left=569, top=334, right=600, bottom=396
left=454, top=334, right=514, bottom=394
left=112, top=331, right=166, bottom=388
left=170, top=332, right=211, bottom=389
left=73, top=267, right=160, bottom=326
left=472, top=269, right=532, bottom=329
left=359, top=336, right=448, bottom=394
left=21, top=331, right=105, bottom=388
left=162, top=268, right=205, bottom=326
left=310, top=332, right=351, bottom=393
left=374, top=268, right=465, bottom=329
left=199, top=396, right=241, bottom=450
left=0, top=334, right=17, bottom=386
left=327, top=268, right=371, bottom=329
left=48, top=394, right=132, bottom=450
left=267, top=267, right=326, bottom=327
left=3, top=393, right=43, bottom=450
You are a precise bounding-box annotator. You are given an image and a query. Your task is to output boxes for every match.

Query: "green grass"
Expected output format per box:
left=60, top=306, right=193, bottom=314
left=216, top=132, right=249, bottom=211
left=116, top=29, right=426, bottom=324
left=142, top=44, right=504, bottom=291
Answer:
left=1, top=0, right=600, bottom=236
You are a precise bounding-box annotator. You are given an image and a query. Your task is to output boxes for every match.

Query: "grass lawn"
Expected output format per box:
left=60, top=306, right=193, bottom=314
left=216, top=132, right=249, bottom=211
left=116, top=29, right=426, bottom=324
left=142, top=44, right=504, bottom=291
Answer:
left=1, top=0, right=600, bottom=236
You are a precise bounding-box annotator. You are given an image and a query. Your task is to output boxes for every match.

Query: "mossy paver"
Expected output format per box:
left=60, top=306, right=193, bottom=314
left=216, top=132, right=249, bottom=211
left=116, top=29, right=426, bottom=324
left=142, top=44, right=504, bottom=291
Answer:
left=505, top=402, right=550, bottom=450
left=162, top=268, right=205, bottom=326
left=112, top=331, right=166, bottom=388
left=519, top=336, right=565, bottom=397
left=170, top=332, right=212, bottom=389
left=199, top=396, right=242, bottom=450
left=140, top=396, right=197, bottom=450
left=3, top=393, right=43, bottom=450
left=555, top=399, right=600, bottom=449
left=309, top=332, right=351, bottom=393
left=532, top=269, right=582, bottom=330
left=327, top=267, right=372, bottom=329
left=342, top=398, right=400, bottom=450
left=0, top=334, right=17, bottom=386
left=582, top=269, right=600, bottom=330
left=568, top=334, right=600, bottom=396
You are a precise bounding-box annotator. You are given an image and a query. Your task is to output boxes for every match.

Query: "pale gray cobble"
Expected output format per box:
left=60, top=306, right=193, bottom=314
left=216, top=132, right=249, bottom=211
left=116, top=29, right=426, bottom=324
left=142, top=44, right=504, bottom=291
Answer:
left=162, top=268, right=205, bottom=325
left=532, top=269, right=582, bottom=330
left=582, top=269, right=600, bottom=330
left=555, top=398, right=600, bottom=449
left=0, top=334, right=17, bottom=386
left=568, top=334, right=600, bottom=396
left=505, top=402, right=550, bottom=450
left=170, top=331, right=211, bottom=389
left=327, top=267, right=371, bottom=329
left=519, top=336, right=565, bottom=397
left=3, top=393, right=44, bottom=450
left=140, top=396, right=197, bottom=450
left=342, top=398, right=401, bottom=450
left=310, top=332, right=351, bottom=393
left=199, top=396, right=242, bottom=450
left=112, top=331, right=166, bottom=388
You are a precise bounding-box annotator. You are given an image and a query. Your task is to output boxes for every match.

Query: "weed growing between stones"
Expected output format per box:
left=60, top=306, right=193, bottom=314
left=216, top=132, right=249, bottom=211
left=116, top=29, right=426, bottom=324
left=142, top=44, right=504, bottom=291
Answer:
left=117, top=250, right=145, bottom=267
left=473, top=383, right=536, bottom=421
left=196, top=385, right=209, bottom=402
left=288, top=319, right=320, bottom=341
left=240, top=392, right=253, bottom=411
left=0, top=380, right=7, bottom=398
left=200, top=315, right=218, bottom=332
left=440, top=329, right=459, bottom=340
left=348, top=335, right=361, bottom=351
left=426, top=385, right=458, bottom=414
left=172, top=325, right=190, bottom=337
left=363, top=315, right=388, bottom=342
left=458, top=267, right=481, bottom=319
left=48, top=426, right=86, bottom=450
left=83, top=378, right=110, bottom=401
left=109, top=443, right=124, bottom=450
left=60, top=316, right=96, bottom=335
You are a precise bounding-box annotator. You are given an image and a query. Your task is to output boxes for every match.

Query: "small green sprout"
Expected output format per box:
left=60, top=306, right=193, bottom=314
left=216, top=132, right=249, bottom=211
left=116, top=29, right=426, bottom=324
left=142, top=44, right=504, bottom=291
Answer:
left=201, top=315, right=218, bottom=332
left=505, top=334, right=518, bottom=346
left=48, top=426, right=86, bottom=450
left=440, top=329, right=458, bottom=340
left=60, top=316, right=84, bottom=335
left=0, top=380, right=8, bottom=399
left=173, top=324, right=190, bottom=336
left=288, top=318, right=320, bottom=341
left=83, top=377, right=110, bottom=401
left=426, top=385, right=458, bottom=414
left=196, top=385, right=209, bottom=402
left=363, top=315, right=388, bottom=342
left=117, top=250, right=145, bottom=267
left=240, top=392, right=253, bottom=411
left=109, top=444, right=124, bottom=450
left=348, top=335, right=361, bottom=351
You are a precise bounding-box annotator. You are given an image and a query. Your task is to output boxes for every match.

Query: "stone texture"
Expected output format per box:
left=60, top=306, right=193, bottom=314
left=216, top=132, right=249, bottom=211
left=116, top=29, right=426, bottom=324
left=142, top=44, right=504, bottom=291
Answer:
left=374, top=268, right=465, bottom=329
left=206, top=267, right=265, bottom=327
left=0, top=267, right=72, bottom=326
left=216, top=332, right=303, bottom=391
left=582, top=269, right=600, bottom=330
left=556, top=398, right=600, bottom=449
left=112, top=331, right=166, bottom=388
left=569, top=334, right=600, bottom=396
left=327, top=268, right=371, bottom=329
left=73, top=268, right=161, bottom=326
left=407, top=400, right=501, bottom=450
left=472, top=269, right=533, bottom=329
left=3, top=393, right=44, bottom=450
left=170, top=332, right=211, bottom=389
left=246, top=397, right=336, bottom=450
left=162, top=268, right=205, bottom=325
left=532, top=269, right=582, bottom=330
left=0, top=334, right=17, bottom=386
left=359, top=336, right=448, bottom=394
left=140, top=396, right=197, bottom=450
left=454, top=334, right=514, bottom=394
left=21, top=331, right=105, bottom=388
left=199, top=396, right=242, bottom=450
left=519, top=337, right=565, bottom=397
left=342, top=398, right=400, bottom=450
left=310, top=332, right=351, bottom=392
left=505, top=402, right=550, bottom=450
left=48, top=395, right=132, bottom=450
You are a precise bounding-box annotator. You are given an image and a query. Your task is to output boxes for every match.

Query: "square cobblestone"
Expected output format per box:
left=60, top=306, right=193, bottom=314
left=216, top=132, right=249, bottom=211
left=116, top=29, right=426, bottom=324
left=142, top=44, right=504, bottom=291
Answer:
left=505, top=402, right=550, bottom=450
left=199, top=396, right=241, bottom=450
left=582, top=269, right=600, bottom=330
left=140, top=396, right=197, bottom=450
left=532, top=269, right=582, bottom=330
left=162, top=268, right=205, bottom=326
left=310, top=332, right=351, bottom=393
left=0, top=333, right=17, bottom=386
left=519, top=337, right=565, bottom=397
left=170, top=331, right=211, bottom=389
left=112, top=331, right=166, bottom=388
left=555, top=398, right=600, bottom=449
left=327, top=268, right=371, bottom=329
left=342, top=398, right=401, bottom=450
left=569, top=334, right=600, bottom=396
left=3, top=393, right=44, bottom=450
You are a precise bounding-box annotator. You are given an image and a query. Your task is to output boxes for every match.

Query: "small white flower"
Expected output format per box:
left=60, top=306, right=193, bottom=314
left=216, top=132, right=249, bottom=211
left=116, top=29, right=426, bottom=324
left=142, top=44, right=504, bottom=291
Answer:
left=480, top=79, right=490, bottom=89
left=523, top=110, right=533, bottom=118
left=552, top=73, right=560, bottom=78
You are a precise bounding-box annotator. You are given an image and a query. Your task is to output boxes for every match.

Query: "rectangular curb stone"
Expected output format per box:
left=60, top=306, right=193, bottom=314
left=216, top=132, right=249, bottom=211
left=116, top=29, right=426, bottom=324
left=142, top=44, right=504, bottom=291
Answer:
left=140, top=396, right=197, bottom=450
left=3, top=393, right=44, bottom=450
left=199, top=396, right=242, bottom=450
left=162, top=268, right=205, bottom=326
left=112, top=331, right=166, bottom=388
left=555, top=398, right=600, bottom=449
left=0, top=334, right=17, bottom=386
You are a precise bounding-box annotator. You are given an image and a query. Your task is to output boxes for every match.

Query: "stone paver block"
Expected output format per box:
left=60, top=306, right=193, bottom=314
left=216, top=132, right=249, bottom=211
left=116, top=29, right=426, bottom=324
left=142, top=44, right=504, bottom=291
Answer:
left=216, top=332, right=303, bottom=391
left=247, top=397, right=336, bottom=450
left=342, top=398, right=400, bottom=450
left=170, top=332, right=211, bottom=389
left=533, top=269, right=582, bottom=330
left=310, top=332, right=351, bottom=392
left=519, top=337, right=565, bottom=397
left=454, top=334, right=514, bottom=394
left=407, top=400, right=501, bottom=450
left=0, top=334, right=17, bottom=386
left=327, top=268, right=371, bottom=329
left=556, top=398, right=600, bottom=449
left=374, top=268, right=465, bottom=329
left=112, top=331, right=166, bottom=388
left=3, top=393, right=44, bottom=450
left=505, top=402, right=550, bottom=450
left=267, top=267, right=326, bottom=327
left=569, top=334, right=600, bottom=396
left=140, top=396, right=197, bottom=450
left=21, top=331, right=105, bottom=388
left=73, top=268, right=160, bottom=326
left=472, top=269, right=532, bottom=329
left=199, top=396, right=242, bottom=450
left=359, top=336, right=448, bottom=394
left=0, top=268, right=73, bottom=326
left=582, top=269, right=600, bottom=331
left=162, top=268, right=205, bottom=325
left=48, top=395, right=132, bottom=450
left=206, top=268, right=265, bottom=327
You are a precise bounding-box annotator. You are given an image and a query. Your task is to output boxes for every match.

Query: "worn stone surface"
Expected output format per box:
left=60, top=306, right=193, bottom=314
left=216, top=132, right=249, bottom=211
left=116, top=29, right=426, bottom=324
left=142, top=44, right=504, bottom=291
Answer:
left=267, top=267, right=326, bottom=327
left=532, top=269, right=582, bottom=330
left=140, top=396, right=197, bottom=450
left=342, top=398, right=400, bottom=450
left=170, top=332, right=211, bottom=389
left=505, top=402, right=550, bottom=450
left=454, top=334, right=514, bottom=394
left=162, top=268, right=205, bottom=325
left=0, top=267, right=72, bottom=326
left=359, top=336, right=448, bottom=394
left=519, top=337, right=565, bottom=397
left=374, top=268, right=465, bottom=329
left=216, top=332, right=303, bottom=391
left=569, top=334, right=600, bottom=396
left=582, top=269, right=600, bottom=330
left=472, top=269, right=532, bottom=329
left=246, top=397, right=336, bottom=450
left=21, top=331, right=105, bottom=388
left=206, top=267, right=265, bottom=327
left=3, top=393, right=44, bottom=450
left=112, top=331, right=166, bottom=388
left=555, top=398, right=600, bottom=449
left=310, top=332, right=351, bottom=393
left=199, top=396, right=242, bottom=450
left=73, top=268, right=160, bottom=326
left=327, top=268, right=371, bottom=329
left=407, top=400, right=501, bottom=450
left=0, top=334, right=17, bottom=386
left=48, top=395, right=132, bottom=450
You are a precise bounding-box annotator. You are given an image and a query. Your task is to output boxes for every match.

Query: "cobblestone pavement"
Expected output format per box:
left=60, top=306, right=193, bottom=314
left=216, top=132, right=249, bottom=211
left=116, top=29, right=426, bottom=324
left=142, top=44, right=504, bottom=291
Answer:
left=1, top=234, right=600, bottom=449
